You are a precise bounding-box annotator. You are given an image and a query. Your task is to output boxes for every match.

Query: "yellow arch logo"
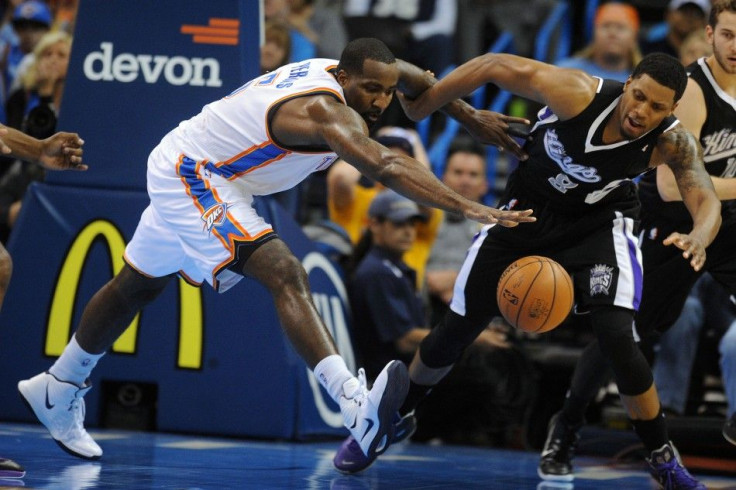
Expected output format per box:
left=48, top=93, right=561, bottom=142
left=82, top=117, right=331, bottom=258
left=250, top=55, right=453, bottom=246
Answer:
left=46, top=220, right=203, bottom=369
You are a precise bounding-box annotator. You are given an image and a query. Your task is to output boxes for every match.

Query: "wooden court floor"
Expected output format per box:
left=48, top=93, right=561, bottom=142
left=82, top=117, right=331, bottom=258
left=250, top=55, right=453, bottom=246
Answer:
left=1, top=422, right=735, bottom=489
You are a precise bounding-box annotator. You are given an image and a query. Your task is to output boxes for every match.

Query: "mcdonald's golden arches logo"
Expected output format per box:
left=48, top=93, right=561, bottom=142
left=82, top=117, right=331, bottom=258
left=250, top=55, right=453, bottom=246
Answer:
left=46, top=219, right=204, bottom=369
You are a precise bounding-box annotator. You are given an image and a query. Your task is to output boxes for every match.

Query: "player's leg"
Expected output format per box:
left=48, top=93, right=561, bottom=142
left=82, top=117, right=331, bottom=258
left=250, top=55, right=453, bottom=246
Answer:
left=241, top=237, right=408, bottom=460
left=539, top=338, right=610, bottom=482
left=577, top=211, right=704, bottom=489
left=540, top=214, right=698, bottom=482
left=18, top=205, right=178, bottom=460
left=401, top=226, right=512, bottom=418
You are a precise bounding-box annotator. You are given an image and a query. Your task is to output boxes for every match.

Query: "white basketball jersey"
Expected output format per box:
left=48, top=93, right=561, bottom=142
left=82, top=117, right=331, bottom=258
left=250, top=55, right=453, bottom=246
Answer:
left=155, top=58, right=344, bottom=196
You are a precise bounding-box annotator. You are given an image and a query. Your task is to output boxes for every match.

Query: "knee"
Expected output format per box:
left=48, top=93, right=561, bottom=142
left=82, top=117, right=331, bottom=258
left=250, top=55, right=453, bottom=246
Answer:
left=592, top=307, right=637, bottom=360
left=591, top=306, right=652, bottom=395
left=112, top=265, right=169, bottom=305
left=264, top=254, right=309, bottom=294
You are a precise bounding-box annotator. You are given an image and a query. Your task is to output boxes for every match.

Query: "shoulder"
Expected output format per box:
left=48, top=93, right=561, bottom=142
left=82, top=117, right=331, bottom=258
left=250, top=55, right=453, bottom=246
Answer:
left=656, top=124, right=698, bottom=158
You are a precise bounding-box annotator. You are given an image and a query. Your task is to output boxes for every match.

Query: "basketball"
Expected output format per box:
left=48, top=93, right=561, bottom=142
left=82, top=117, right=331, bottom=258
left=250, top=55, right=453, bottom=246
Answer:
left=496, top=256, right=574, bottom=333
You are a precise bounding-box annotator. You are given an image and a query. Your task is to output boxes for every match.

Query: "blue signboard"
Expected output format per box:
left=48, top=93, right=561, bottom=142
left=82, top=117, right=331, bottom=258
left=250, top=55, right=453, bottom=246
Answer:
left=48, top=0, right=261, bottom=190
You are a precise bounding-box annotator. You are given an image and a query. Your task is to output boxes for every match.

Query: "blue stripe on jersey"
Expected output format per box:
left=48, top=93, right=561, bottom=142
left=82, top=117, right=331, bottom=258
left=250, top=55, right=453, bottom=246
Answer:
left=179, top=156, right=248, bottom=246
left=205, top=143, right=288, bottom=180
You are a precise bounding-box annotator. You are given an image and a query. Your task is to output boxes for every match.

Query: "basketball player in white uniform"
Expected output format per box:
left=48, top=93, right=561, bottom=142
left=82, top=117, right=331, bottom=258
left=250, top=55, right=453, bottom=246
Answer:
left=17, top=38, right=534, bottom=464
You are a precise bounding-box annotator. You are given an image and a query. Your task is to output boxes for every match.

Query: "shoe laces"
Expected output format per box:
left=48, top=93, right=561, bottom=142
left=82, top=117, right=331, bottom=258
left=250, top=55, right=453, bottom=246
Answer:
left=67, top=391, right=88, bottom=436
left=345, top=368, right=368, bottom=406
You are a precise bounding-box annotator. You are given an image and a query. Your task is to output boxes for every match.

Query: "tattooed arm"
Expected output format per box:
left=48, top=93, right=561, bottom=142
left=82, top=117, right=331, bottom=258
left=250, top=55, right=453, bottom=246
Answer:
left=650, top=125, right=721, bottom=270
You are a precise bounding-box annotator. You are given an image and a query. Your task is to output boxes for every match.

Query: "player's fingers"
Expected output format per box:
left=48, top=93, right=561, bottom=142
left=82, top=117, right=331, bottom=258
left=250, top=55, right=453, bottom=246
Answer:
left=499, top=135, right=527, bottom=160
left=496, top=219, right=520, bottom=228
left=662, top=233, right=683, bottom=247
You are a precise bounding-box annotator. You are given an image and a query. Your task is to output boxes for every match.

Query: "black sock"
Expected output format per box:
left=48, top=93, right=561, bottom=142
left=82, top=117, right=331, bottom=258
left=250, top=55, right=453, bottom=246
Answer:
left=632, top=409, right=669, bottom=453
left=560, top=391, right=589, bottom=427
left=399, top=380, right=432, bottom=416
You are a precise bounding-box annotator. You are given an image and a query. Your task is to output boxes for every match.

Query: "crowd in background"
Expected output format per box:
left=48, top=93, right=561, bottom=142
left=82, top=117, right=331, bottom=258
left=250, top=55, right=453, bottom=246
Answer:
left=0, top=0, right=731, bottom=449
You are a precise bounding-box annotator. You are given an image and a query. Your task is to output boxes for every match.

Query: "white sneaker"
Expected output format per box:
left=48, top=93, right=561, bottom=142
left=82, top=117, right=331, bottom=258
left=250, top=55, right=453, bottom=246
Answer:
left=338, top=360, right=409, bottom=459
left=18, top=372, right=102, bottom=460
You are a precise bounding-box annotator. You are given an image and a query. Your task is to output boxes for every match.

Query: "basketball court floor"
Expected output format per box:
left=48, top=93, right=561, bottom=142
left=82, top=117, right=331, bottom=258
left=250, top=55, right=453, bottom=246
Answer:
left=1, top=422, right=735, bottom=489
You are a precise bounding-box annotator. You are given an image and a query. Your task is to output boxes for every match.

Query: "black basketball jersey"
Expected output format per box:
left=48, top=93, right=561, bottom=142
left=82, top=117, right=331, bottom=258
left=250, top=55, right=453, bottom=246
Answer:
left=639, top=57, right=736, bottom=226
left=509, top=78, right=678, bottom=213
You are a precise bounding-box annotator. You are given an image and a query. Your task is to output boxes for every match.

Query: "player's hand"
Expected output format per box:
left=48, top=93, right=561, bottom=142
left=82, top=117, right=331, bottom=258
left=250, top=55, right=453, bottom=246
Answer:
left=39, top=132, right=87, bottom=171
left=662, top=232, right=706, bottom=271
left=464, top=203, right=535, bottom=227
left=464, top=111, right=531, bottom=161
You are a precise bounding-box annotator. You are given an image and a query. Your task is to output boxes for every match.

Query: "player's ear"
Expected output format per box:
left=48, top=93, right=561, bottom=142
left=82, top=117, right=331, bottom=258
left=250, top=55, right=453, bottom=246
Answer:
left=335, top=69, right=349, bottom=87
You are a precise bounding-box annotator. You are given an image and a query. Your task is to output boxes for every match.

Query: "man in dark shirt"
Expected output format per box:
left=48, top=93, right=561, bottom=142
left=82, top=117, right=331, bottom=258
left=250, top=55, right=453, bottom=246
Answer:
left=349, top=189, right=428, bottom=380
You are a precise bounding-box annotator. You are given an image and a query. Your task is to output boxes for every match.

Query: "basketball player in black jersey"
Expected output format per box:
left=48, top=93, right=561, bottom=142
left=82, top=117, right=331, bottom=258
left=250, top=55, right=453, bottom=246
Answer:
left=529, top=0, right=736, bottom=486
left=390, top=52, right=719, bottom=489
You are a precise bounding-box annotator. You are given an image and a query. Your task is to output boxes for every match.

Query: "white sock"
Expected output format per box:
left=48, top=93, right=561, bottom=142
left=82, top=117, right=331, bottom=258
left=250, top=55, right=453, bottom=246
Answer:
left=49, top=335, right=104, bottom=386
left=313, top=355, right=353, bottom=403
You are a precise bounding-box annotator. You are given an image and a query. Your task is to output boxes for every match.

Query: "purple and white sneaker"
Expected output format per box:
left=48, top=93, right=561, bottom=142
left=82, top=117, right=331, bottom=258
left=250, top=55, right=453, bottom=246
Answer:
left=0, top=457, right=25, bottom=479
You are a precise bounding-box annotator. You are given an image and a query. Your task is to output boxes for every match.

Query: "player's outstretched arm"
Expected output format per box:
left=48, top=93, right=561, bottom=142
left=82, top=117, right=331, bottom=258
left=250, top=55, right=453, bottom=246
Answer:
left=655, top=125, right=721, bottom=270
left=394, top=59, right=531, bottom=160
left=311, top=99, right=535, bottom=227
left=398, top=54, right=596, bottom=124
left=0, top=125, right=86, bottom=171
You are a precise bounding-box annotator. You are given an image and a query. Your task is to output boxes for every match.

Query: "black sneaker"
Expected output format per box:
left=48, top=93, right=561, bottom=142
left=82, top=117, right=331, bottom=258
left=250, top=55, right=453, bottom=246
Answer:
left=538, top=412, right=581, bottom=482
left=647, top=442, right=705, bottom=489
left=723, top=413, right=736, bottom=446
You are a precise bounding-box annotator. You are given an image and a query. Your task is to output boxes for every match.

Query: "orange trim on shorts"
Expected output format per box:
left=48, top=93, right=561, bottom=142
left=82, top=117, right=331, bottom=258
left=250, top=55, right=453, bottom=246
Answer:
left=178, top=270, right=203, bottom=286
left=123, top=253, right=159, bottom=279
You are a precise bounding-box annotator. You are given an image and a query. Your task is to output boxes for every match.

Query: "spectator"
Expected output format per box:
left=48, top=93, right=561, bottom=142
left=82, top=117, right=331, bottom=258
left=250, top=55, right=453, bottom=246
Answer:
left=406, top=0, right=457, bottom=78
left=288, top=0, right=347, bottom=60
left=640, top=0, right=709, bottom=58
left=651, top=273, right=736, bottom=446
left=557, top=2, right=642, bottom=83
left=349, top=189, right=430, bottom=379
left=48, top=0, right=77, bottom=34
left=264, top=0, right=315, bottom=62
left=678, top=28, right=712, bottom=65
left=456, top=0, right=557, bottom=61
left=6, top=29, right=69, bottom=131
left=327, top=129, right=442, bottom=286
left=260, top=21, right=291, bottom=74
left=3, top=0, right=51, bottom=97
left=425, top=138, right=487, bottom=325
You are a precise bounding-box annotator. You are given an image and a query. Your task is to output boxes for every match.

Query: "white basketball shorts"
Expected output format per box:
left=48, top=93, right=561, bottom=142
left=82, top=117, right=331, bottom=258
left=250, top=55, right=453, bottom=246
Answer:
left=124, top=144, right=274, bottom=293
